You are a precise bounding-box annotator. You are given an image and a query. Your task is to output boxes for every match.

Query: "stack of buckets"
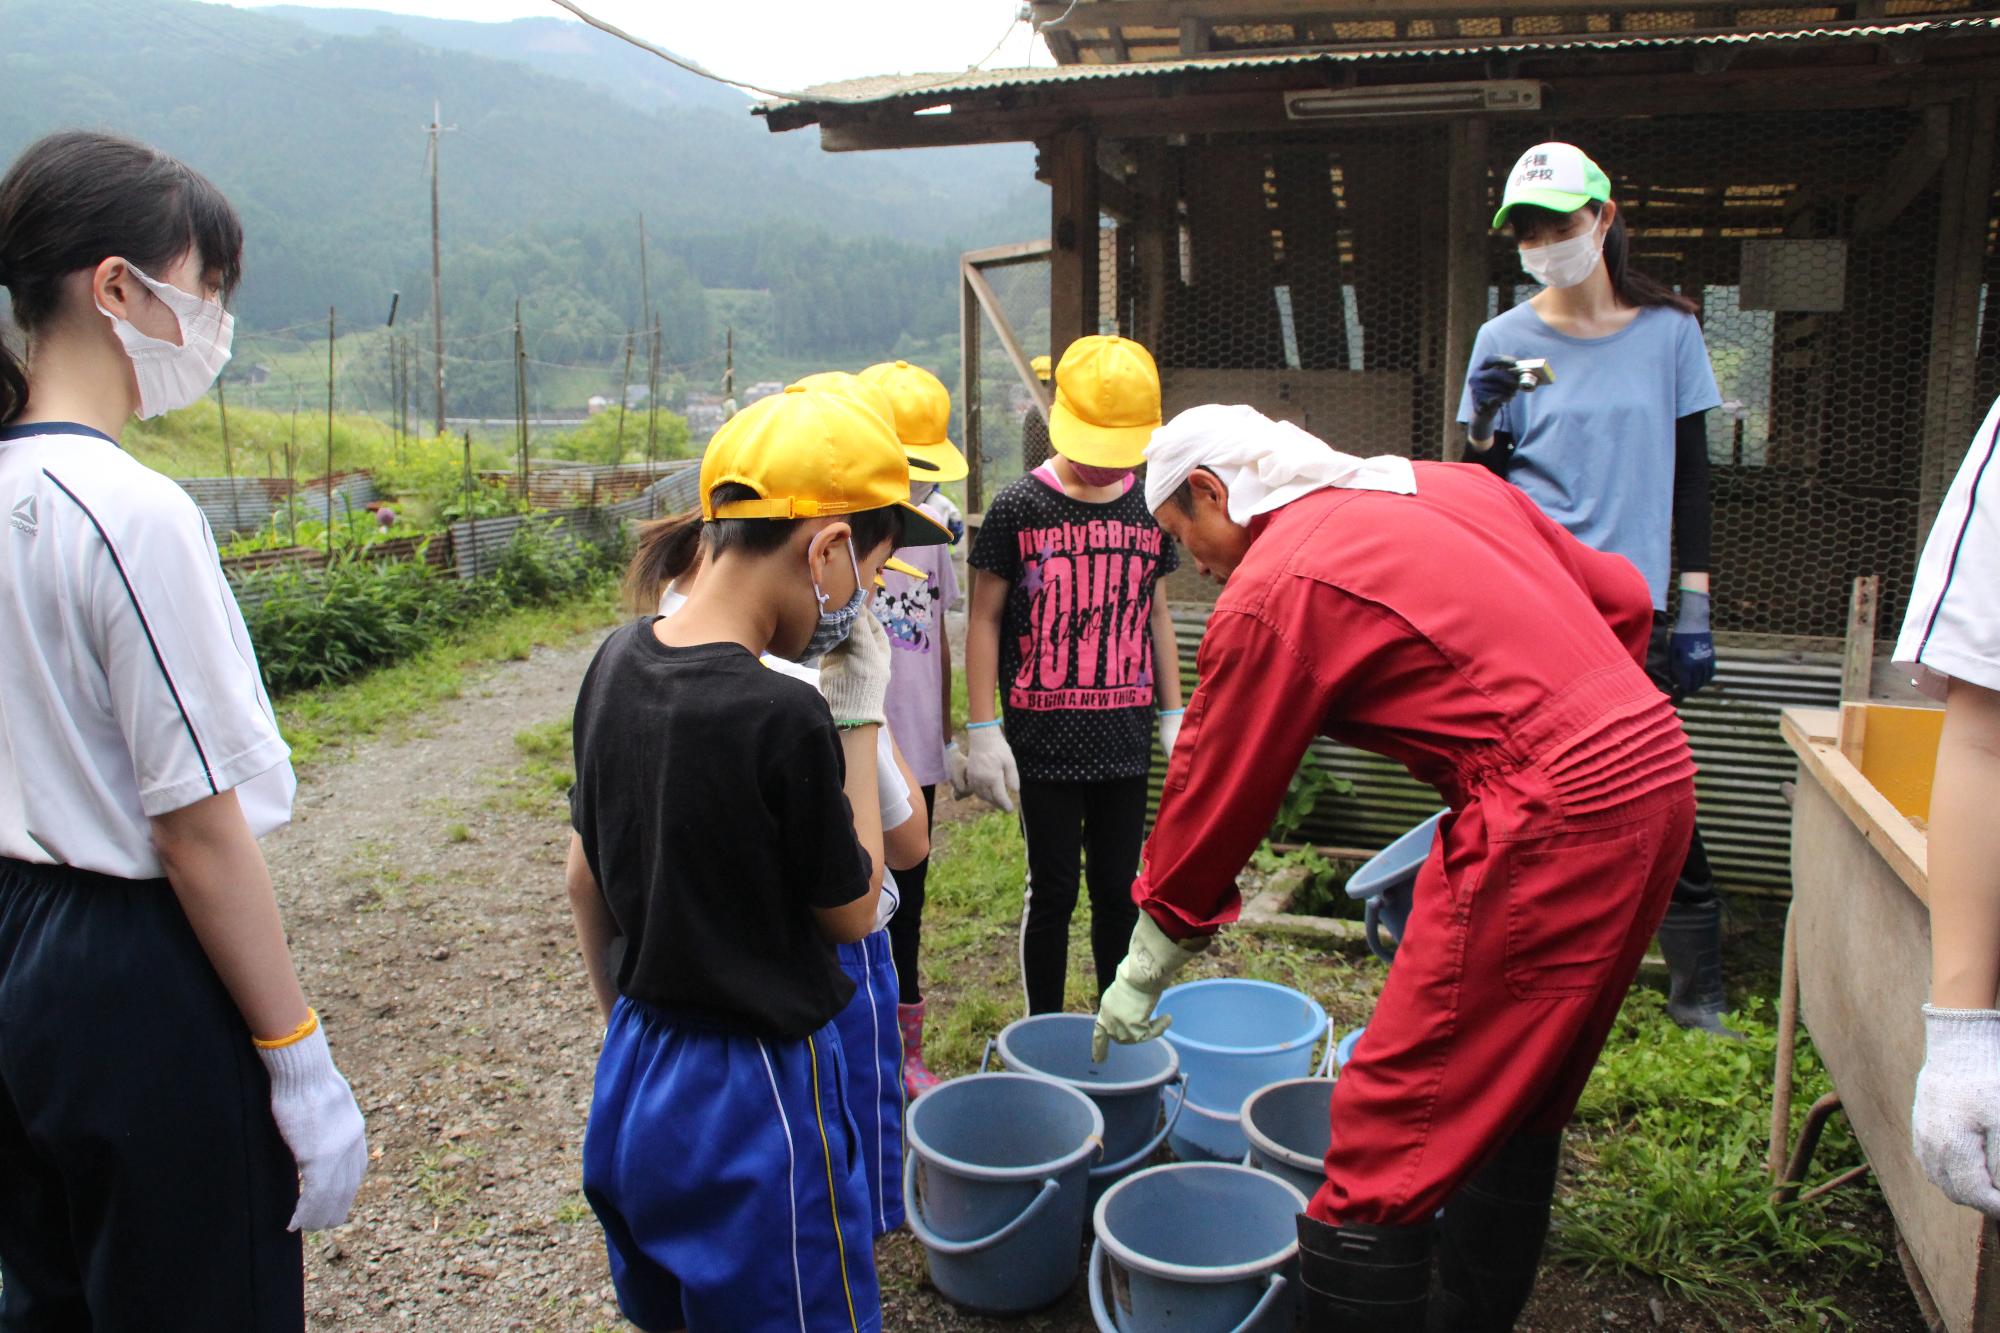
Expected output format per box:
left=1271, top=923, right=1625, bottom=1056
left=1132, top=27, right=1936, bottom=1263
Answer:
left=902, top=819, right=1446, bottom=1329
left=903, top=984, right=1331, bottom=1331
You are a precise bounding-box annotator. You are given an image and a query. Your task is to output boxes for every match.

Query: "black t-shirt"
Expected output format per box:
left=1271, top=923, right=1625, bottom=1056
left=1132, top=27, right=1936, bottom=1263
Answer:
left=968, top=471, right=1179, bottom=782
left=569, top=619, right=870, bottom=1039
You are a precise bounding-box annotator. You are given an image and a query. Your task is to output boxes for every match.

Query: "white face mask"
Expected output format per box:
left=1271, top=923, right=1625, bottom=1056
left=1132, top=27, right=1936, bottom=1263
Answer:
left=1520, top=225, right=1604, bottom=290
left=96, top=263, right=234, bottom=419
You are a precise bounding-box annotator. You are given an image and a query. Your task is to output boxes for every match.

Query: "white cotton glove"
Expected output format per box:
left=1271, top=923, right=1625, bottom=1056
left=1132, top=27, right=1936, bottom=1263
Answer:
left=257, top=1014, right=369, bottom=1231
left=1913, top=1006, right=2000, bottom=1215
left=1093, top=914, right=1211, bottom=1062
left=819, top=610, right=892, bottom=728
left=964, top=723, right=1019, bottom=813
left=945, top=741, right=971, bottom=800
left=1159, top=708, right=1186, bottom=758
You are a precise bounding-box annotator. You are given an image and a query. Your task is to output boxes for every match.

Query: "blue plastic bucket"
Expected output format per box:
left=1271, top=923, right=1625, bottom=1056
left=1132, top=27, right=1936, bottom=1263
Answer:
left=1089, top=1163, right=1305, bottom=1333
left=984, top=1014, right=1188, bottom=1192
left=903, top=1072, right=1105, bottom=1314
left=1240, top=1078, right=1333, bottom=1202
left=1344, top=810, right=1445, bottom=963
left=1333, top=1026, right=1366, bottom=1071
left=1157, top=980, right=1327, bottom=1161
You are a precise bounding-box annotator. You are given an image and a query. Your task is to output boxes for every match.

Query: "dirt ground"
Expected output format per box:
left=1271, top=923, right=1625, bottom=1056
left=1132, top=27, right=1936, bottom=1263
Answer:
left=269, top=625, right=1924, bottom=1332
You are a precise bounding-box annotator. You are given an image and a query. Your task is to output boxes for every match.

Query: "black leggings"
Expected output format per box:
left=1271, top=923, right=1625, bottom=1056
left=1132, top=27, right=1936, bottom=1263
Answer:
left=1644, top=615, right=1715, bottom=904
left=1016, top=775, right=1150, bottom=1015
left=887, top=785, right=937, bottom=1006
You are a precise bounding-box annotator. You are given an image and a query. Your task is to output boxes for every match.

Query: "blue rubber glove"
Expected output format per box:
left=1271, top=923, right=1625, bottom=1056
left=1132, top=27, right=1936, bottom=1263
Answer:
left=1469, top=356, right=1525, bottom=416
left=1669, top=588, right=1717, bottom=696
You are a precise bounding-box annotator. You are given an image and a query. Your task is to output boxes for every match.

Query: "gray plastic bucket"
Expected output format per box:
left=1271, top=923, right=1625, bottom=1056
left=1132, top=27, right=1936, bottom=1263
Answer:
left=1344, top=809, right=1444, bottom=963
left=1089, top=1163, right=1305, bottom=1332
left=984, top=1014, right=1188, bottom=1193
left=903, top=1072, right=1105, bottom=1314
left=1240, top=1078, right=1333, bottom=1202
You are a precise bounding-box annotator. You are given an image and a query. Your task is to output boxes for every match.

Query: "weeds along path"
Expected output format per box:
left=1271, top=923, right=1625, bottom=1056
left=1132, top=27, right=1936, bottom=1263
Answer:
left=264, top=627, right=622, bottom=1331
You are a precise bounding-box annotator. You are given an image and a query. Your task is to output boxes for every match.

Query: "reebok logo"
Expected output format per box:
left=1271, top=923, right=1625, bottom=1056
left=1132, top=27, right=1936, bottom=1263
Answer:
left=8, top=495, right=36, bottom=536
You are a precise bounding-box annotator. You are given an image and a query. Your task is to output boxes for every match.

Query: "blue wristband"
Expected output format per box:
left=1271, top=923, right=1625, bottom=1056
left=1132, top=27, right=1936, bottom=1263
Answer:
left=967, top=719, right=1002, bottom=731
left=1159, top=708, right=1186, bottom=719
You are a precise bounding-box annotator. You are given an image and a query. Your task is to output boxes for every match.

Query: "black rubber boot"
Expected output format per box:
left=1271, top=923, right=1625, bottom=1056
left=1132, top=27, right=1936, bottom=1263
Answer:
left=1656, top=894, right=1743, bottom=1039
left=1431, top=1133, right=1563, bottom=1332
left=1296, top=1213, right=1434, bottom=1332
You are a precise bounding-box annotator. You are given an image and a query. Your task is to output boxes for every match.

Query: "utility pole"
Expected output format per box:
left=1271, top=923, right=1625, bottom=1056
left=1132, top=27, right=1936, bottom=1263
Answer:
left=425, top=100, right=456, bottom=436
left=514, top=298, right=529, bottom=498
left=646, top=310, right=662, bottom=474
left=614, top=328, right=634, bottom=466
left=385, top=290, right=402, bottom=461
left=723, top=326, right=736, bottom=420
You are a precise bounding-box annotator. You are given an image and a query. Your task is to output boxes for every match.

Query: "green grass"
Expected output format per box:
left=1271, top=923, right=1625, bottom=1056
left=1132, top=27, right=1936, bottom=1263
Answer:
left=1553, top=990, right=1882, bottom=1323
left=508, top=719, right=576, bottom=810
left=914, top=808, right=1891, bottom=1325
left=273, top=579, right=621, bottom=769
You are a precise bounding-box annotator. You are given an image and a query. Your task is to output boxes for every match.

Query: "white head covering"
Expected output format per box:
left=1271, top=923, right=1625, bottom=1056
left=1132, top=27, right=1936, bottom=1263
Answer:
left=1143, top=404, right=1417, bottom=523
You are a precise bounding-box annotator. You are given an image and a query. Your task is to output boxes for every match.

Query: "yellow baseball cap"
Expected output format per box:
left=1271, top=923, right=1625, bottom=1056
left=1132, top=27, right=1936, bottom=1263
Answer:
left=1049, top=335, right=1161, bottom=469
left=1030, top=354, right=1052, bottom=381
left=700, top=382, right=951, bottom=547
left=858, top=360, right=968, bottom=484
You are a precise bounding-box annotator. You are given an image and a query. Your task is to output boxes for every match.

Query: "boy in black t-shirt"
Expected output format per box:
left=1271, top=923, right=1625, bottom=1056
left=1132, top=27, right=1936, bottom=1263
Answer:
left=964, top=335, right=1185, bottom=1015
left=566, top=381, right=950, bottom=1333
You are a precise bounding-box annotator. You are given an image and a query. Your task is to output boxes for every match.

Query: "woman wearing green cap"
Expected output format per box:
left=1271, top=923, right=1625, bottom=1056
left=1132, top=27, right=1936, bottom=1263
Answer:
left=1456, top=141, right=1733, bottom=1041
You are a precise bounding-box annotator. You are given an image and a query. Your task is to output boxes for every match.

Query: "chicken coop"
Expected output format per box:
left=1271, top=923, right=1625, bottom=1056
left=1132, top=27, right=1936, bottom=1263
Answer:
left=759, top=0, right=2000, bottom=886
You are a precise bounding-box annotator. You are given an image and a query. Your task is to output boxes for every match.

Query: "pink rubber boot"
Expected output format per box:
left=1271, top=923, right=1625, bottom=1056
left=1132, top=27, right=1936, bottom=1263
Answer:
left=898, top=1001, right=942, bottom=1099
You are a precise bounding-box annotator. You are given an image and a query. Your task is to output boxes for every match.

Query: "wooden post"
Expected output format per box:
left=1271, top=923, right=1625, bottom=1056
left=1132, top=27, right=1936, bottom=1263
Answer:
left=285, top=389, right=299, bottom=548
left=324, top=307, right=336, bottom=563
left=1442, top=118, right=1491, bottom=463
left=1920, top=91, right=1999, bottom=533
left=1048, top=126, right=1100, bottom=367
left=216, top=375, right=242, bottom=535
left=960, top=265, right=983, bottom=514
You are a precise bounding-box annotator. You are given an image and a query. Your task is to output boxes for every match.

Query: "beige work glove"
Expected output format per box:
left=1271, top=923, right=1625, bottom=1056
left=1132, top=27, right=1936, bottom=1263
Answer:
left=1092, top=914, right=1211, bottom=1063
left=819, top=609, right=892, bottom=728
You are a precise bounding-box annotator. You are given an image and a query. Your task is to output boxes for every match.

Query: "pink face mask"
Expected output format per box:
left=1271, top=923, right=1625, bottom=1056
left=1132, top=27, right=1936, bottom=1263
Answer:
left=1070, top=461, right=1131, bottom=487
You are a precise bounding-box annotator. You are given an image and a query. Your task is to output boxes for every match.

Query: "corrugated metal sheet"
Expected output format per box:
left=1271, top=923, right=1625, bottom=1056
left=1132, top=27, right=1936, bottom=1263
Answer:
left=293, top=475, right=381, bottom=524
left=1148, top=604, right=1836, bottom=891
left=762, top=16, right=2000, bottom=113
left=176, top=477, right=291, bottom=537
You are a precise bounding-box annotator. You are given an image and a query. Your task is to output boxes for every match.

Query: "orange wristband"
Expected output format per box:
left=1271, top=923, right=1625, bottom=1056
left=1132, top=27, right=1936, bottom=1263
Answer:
left=252, top=1008, right=320, bottom=1050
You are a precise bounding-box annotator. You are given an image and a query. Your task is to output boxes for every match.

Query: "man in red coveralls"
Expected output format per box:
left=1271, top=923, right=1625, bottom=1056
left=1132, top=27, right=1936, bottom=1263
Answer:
left=1090, top=404, right=1697, bottom=1331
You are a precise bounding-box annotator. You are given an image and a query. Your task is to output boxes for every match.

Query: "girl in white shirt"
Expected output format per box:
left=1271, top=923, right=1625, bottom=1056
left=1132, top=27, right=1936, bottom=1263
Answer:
left=0, top=131, right=364, bottom=1329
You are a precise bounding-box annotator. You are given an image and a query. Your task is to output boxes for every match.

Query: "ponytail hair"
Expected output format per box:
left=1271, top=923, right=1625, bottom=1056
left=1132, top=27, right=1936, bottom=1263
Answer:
left=622, top=480, right=905, bottom=613
left=1507, top=199, right=1699, bottom=318
left=0, top=131, right=244, bottom=425
left=624, top=507, right=706, bottom=612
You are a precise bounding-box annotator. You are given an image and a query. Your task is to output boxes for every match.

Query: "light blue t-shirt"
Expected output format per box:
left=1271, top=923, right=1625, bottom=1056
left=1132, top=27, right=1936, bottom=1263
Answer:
left=1456, top=302, right=1720, bottom=610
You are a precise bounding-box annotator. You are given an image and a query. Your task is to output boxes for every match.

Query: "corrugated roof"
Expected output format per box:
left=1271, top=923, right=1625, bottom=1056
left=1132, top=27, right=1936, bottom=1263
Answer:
left=757, top=15, right=2000, bottom=113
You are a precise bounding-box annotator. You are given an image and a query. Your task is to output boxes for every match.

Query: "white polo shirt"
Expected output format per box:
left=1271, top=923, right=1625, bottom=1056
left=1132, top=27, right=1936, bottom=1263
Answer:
left=1895, top=396, right=2000, bottom=701
left=1, top=422, right=295, bottom=880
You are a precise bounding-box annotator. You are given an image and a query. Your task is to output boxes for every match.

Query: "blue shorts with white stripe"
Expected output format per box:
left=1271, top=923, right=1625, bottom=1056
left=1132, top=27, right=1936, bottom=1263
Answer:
left=832, top=930, right=905, bottom=1238
left=583, top=997, right=881, bottom=1333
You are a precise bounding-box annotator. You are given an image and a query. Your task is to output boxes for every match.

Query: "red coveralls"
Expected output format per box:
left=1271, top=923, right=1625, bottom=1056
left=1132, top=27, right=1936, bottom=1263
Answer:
left=1135, top=461, right=1696, bottom=1227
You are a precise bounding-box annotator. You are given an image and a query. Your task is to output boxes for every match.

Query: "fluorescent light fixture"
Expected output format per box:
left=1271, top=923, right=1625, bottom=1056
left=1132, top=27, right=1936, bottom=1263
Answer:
left=1284, top=81, right=1542, bottom=120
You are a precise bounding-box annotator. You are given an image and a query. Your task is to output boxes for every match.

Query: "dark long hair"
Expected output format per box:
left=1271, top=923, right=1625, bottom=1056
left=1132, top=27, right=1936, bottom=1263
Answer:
left=1508, top=200, right=1698, bottom=317
left=623, top=482, right=901, bottom=612
left=0, top=131, right=244, bottom=425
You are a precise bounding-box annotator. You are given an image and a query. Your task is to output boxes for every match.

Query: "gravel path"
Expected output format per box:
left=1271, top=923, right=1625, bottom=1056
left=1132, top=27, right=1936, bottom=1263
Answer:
left=268, top=629, right=621, bottom=1331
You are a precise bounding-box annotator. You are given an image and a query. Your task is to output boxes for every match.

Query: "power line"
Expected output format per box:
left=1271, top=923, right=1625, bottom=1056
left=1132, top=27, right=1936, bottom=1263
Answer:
left=543, top=0, right=1026, bottom=105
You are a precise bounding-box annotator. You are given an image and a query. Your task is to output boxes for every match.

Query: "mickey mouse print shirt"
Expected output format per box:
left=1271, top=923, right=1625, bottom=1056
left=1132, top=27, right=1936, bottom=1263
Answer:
left=969, top=465, right=1178, bottom=783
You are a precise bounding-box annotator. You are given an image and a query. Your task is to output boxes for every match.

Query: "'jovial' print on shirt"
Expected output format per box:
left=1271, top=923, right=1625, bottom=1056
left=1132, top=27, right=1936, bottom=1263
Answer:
left=1010, top=516, right=1166, bottom=712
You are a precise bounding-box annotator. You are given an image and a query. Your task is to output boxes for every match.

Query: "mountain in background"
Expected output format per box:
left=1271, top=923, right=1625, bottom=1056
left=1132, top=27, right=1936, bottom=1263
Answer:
left=0, top=0, right=1046, bottom=411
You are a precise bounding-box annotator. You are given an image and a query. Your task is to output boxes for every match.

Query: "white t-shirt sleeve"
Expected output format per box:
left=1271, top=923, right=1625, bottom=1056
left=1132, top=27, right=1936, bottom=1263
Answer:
left=85, top=479, right=291, bottom=817
left=1894, top=395, right=2000, bottom=700
left=877, top=727, right=914, bottom=830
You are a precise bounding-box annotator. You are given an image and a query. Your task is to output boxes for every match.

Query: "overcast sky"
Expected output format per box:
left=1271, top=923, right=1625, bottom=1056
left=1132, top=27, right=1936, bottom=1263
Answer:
left=212, top=0, right=1055, bottom=95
